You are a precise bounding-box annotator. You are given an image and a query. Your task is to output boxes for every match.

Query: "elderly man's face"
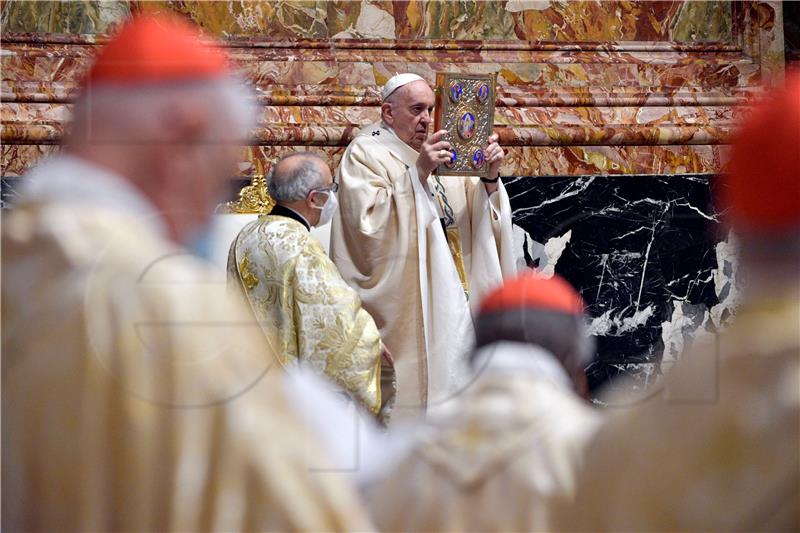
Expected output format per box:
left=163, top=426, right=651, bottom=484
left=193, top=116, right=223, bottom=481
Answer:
left=382, top=80, right=435, bottom=150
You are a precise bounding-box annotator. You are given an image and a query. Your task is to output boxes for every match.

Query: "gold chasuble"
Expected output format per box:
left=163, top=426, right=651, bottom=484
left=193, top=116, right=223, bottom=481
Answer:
left=228, top=209, right=394, bottom=420
left=2, top=156, right=373, bottom=532
left=331, top=122, right=517, bottom=418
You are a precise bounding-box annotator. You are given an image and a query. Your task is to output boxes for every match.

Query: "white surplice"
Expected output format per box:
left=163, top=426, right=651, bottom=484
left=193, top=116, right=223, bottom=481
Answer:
left=331, top=122, right=517, bottom=417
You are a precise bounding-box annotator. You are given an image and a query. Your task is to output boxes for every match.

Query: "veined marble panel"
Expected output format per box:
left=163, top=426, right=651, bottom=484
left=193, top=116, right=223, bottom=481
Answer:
left=505, top=174, right=737, bottom=395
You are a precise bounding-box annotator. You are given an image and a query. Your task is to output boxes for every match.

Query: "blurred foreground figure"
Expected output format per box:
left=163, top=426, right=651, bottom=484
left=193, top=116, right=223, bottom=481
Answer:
left=1, top=15, right=371, bottom=531
left=561, top=76, right=800, bottom=531
left=362, top=273, right=601, bottom=531
left=228, top=153, right=396, bottom=422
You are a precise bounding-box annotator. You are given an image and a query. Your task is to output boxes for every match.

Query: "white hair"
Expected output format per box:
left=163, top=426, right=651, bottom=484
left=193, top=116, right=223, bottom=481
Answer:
left=68, top=77, right=256, bottom=145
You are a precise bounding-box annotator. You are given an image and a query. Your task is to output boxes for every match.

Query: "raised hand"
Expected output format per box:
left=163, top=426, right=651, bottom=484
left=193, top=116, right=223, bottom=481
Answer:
left=415, top=129, right=452, bottom=179
left=486, top=133, right=504, bottom=181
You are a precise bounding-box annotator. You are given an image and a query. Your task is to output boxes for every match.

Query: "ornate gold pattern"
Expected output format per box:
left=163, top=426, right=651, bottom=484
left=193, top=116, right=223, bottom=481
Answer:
left=445, top=227, right=469, bottom=296
left=216, top=174, right=275, bottom=215
left=434, top=73, right=496, bottom=177
left=237, top=255, right=259, bottom=290
left=228, top=215, right=393, bottom=417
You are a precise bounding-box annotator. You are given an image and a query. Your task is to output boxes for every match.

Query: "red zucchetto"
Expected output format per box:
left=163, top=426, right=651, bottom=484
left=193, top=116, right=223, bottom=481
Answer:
left=722, top=74, right=800, bottom=233
left=85, top=13, right=229, bottom=86
left=479, top=272, right=585, bottom=317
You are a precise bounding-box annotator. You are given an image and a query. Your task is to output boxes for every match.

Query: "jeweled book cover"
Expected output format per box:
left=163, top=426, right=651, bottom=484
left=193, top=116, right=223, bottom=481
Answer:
left=433, top=73, right=496, bottom=177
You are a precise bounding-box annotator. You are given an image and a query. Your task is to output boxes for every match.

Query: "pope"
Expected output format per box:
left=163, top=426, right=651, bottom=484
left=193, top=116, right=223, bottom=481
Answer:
left=330, top=73, right=518, bottom=417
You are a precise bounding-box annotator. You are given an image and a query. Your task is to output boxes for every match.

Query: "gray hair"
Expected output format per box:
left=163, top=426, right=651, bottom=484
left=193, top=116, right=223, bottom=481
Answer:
left=68, top=78, right=256, bottom=145
left=266, top=153, right=327, bottom=202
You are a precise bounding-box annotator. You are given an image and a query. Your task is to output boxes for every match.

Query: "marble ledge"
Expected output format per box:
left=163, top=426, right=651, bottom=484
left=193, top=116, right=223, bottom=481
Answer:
left=2, top=101, right=741, bottom=127
left=1, top=41, right=758, bottom=67
left=2, top=143, right=729, bottom=178
left=0, top=123, right=737, bottom=147
left=1, top=80, right=757, bottom=108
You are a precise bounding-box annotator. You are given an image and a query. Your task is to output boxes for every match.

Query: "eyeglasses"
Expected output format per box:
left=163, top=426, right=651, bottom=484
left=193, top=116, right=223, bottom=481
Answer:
left=315, top=182, right=339, bottom=194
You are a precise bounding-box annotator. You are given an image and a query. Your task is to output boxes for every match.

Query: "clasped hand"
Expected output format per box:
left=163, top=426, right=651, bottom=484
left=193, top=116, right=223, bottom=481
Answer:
left=415, top=130, right=505, bottom=185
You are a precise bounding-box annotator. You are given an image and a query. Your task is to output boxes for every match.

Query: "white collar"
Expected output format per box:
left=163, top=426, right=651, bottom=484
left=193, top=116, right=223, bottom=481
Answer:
left=359, top=122, right=420, bottom=169
left=19, top=153, right=167, bottom=237
left=471, top=341, right=573, bottom=391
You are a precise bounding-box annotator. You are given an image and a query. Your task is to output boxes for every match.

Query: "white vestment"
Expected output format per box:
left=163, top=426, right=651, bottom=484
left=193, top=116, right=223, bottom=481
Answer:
left=331, top=122, right=517, bottom=417
left=360, top=342, right=603, bottom=531
left=2, top=155, right=374, bottom=531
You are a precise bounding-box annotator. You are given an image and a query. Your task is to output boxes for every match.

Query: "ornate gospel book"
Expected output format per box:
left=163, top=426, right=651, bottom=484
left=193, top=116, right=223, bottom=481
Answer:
left=433, top=73, right=496, bottom=177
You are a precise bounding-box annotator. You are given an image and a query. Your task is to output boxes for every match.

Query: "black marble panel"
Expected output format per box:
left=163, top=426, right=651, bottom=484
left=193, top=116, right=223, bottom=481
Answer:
left=1, top=177, right=24, bottom=208
left=505, top=174, right=734, bottom=396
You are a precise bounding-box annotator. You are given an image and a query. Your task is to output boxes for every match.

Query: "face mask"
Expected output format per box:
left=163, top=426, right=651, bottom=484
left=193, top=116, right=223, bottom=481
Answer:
left=312, top=190, right=338, bottom=227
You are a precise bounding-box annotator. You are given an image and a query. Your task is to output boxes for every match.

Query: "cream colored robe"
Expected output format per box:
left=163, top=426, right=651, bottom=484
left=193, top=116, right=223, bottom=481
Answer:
left=227, top=212, right=394, bottom=419
left=331, top=122, right=517, bottom=416
left=559, top=296, right=800, bottom=531
left=2, top=155, right=373, bottom=532
left=361, top=342, right=602, bottom=531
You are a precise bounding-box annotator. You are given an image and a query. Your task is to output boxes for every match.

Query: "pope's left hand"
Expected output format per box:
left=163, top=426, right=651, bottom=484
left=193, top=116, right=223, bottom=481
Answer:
left=485, top=133, right=504, bottom=189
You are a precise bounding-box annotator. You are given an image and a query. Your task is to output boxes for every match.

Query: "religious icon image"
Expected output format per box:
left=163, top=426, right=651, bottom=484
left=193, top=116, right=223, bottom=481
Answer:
left=449, top=81, right=463, bottom=103
left=476, top=83, right=490, bottom=104
left=445, top=149, right=458, bottom=168
left=433, top=72, right=496, bottom=176
left=458, top=112, right=477, bottom=140
left=472, top=149, right=485, bottom=169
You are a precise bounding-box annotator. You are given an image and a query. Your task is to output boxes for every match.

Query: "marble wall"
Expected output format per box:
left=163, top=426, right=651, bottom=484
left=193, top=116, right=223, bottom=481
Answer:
left=1, top=1, right=785, bottom=178
left=506, top=174, right=739, bottom=394
left=0, top=1, right=785, bottom=394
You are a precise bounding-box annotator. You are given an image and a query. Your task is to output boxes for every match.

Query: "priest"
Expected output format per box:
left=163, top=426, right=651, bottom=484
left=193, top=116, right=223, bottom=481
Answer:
left=330, top=73, right=517, bottom=416
left=228, top=153, right=395, bottom=423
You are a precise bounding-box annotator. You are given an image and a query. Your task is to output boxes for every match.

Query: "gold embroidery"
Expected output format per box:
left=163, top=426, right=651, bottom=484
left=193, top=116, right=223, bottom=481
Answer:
left=237, top=254, right=259, bottom=290
left=446, top=227, right=470, bottom=295
left=227, top=216, right=393, bottom=417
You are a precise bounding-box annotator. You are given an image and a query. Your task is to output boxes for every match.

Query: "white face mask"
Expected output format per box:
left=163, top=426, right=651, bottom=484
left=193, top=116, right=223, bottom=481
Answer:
left=311, top=190, right=338, bottom=227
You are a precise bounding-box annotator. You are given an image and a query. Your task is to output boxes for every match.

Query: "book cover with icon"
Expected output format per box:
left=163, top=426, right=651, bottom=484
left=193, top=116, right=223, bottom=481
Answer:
left=433, top=73, right=496, bottom=177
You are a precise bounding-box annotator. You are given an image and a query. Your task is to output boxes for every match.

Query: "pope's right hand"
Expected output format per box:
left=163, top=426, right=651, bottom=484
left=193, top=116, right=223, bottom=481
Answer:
left=415, top=130, right=452, bottom=179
